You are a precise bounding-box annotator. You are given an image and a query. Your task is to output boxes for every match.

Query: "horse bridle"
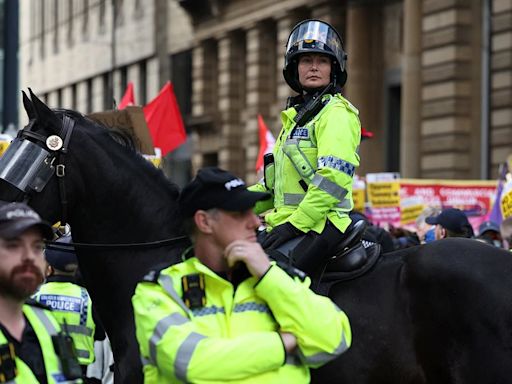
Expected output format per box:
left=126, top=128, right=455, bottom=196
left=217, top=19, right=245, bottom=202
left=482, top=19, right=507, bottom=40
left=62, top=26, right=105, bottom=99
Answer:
left=0, top=114, right=75, bottom=229
left=0, top=115, right=190, bottom=251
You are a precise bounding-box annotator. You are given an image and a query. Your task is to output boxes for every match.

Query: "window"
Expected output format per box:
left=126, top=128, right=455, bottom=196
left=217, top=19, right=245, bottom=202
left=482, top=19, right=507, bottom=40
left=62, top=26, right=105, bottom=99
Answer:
left=56, top=88, right=62, bottom=107
left=71, top=84, right=77, bottom=109
left=170, top=50, right=192, bottom=117
left=120, top=66, right=127, bottom=92
left=103, top=72, right=111, bottom=110
left=86, top=78, right=93, bottom=113
left=386, top=85, right=401, bottom=172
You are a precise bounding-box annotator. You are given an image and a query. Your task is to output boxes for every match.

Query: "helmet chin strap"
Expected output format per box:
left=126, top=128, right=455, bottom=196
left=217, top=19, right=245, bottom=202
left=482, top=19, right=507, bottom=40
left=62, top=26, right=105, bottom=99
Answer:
left=302, top=82, right=336, bottom=96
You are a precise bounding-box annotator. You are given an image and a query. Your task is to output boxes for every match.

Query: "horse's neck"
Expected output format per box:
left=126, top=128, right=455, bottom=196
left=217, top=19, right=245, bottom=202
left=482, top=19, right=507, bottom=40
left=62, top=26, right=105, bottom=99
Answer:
left=69, top=143, right=181, bottom=243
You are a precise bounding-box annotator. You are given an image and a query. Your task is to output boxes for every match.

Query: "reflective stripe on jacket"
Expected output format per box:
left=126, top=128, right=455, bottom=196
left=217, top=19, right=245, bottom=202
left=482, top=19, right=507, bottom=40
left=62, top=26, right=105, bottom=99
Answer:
left=33, top=282, right=96, bottom=365
left=251, top=93, right=361, bottom=234
left=132, top=257, right=351, bottom=383
left=0, top=304, right=82, bottom=383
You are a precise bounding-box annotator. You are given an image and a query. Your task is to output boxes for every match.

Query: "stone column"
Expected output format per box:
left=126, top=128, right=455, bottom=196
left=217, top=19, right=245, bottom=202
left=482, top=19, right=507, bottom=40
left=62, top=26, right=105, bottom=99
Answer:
left=244, top=20, right=277, bottom=183
left=191, top=40, right=218, bottom=119
left=61, top=86, right=73, bottom=110
left=47, top=91, right=59, bottom=109
left=420, top=1, right=475, bottom=179
left=127, top=63, right=141, bottom=105
left=490, top=0, right=512, bottom=177
left=76, top=81, right=88, bottom=113
left=401, top=0, right=422, bottom=177
left=190, top=39, right=219, bottom=172
left=112, top=69, right=123, bottom=108
left=345, top=3, right=384, bottom=175
left=92, top=76, right=103, bottom=113
left=146, top=57, right=160, bottom=102
left=217, top=31, right=246, bottom=175
left=154, top=0, right=169, bottom=87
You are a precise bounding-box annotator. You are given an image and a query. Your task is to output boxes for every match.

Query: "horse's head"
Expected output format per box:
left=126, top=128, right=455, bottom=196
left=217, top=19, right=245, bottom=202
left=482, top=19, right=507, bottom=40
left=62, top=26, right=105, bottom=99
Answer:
left=0, top=89, right=76, bottom=225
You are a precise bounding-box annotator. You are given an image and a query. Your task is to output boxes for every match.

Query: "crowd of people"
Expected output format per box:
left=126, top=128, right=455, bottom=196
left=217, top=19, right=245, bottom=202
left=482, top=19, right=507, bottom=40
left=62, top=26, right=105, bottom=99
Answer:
left=354, top=206, right=512, bottom=253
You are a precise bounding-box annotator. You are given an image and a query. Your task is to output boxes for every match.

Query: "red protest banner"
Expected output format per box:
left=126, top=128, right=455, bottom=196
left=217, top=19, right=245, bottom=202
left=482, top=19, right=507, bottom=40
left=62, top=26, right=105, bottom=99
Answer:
left=366, top=179, right=497, bottom=230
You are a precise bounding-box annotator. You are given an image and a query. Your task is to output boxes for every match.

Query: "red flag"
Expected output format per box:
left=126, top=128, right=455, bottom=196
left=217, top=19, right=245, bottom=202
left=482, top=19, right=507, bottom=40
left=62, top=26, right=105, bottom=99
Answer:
left=118, top=82, right=135, bottom=109
left=256, top=114, right=276, bottom=172
left=361, top=127, right=374, bottom=140
left=143, top=82, right=187, bottom=156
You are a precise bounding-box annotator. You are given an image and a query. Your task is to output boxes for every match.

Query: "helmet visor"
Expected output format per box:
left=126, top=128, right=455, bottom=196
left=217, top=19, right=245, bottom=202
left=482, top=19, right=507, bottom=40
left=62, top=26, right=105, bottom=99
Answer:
left=286, top=20, right=345, bottom=69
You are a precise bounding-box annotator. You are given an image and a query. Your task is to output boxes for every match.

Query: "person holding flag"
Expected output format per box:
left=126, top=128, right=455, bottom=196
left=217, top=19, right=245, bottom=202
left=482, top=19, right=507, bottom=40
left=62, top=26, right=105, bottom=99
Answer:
left=250, top=19, right=362, bottom=276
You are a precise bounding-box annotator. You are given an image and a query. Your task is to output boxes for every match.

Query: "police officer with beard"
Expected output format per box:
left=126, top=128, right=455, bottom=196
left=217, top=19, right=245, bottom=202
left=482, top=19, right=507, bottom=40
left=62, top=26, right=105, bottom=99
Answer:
left=0, top=201, right=82, bottom=383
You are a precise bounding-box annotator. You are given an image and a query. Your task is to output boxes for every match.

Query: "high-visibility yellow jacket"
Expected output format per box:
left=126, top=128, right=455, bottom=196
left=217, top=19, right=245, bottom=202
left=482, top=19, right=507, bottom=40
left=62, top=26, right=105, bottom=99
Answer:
left=0, top=302, right=82, bottom=383
left=251, top=93, right=361, bottom=234
left=33, top=281, right=96, bottom=365
left=132, top=257, right=351, bottom=383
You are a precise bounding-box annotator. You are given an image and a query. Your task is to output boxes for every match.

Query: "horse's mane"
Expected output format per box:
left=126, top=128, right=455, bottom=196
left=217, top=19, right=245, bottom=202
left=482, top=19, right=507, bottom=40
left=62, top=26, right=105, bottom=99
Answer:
left=52, top=108, right=180, bottom=197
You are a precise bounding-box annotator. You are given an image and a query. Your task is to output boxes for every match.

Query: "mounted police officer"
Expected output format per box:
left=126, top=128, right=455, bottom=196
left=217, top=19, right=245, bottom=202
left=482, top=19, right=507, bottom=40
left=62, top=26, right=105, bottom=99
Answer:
left=132, top=167, right=351, bottom=383
left=0, top=201, right=82, bottom=383
left=251, top=19, right=362, bottom=276
left=33, top=234, right=98, bottom=382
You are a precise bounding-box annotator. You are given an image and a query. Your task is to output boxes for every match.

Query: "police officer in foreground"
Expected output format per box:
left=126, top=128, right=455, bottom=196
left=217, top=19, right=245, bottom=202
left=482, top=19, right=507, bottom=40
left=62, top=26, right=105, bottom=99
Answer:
left=0, top=201, right=82, bottom=383
left=32, top=234, right=98, bottom=382
left=250, top=19, right=361, bottom=276
left=132, top=167, right=351, bottom=383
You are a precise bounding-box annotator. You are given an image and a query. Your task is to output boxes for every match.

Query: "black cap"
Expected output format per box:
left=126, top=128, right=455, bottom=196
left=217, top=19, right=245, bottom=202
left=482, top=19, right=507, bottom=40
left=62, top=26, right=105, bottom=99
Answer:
left=0, top=201, right=53, bottom=240
left=178, top=167, right=271, bottom=218
left=45, top=234, right=77, bottom=272
left=478, top=220, right=500, bottom=235
left=425, top=208, right=472, bottom=233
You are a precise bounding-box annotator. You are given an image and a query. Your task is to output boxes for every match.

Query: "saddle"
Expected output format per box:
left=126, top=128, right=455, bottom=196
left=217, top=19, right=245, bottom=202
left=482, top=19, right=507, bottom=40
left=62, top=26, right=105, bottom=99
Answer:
left=273, top=220, right=382, bottom=295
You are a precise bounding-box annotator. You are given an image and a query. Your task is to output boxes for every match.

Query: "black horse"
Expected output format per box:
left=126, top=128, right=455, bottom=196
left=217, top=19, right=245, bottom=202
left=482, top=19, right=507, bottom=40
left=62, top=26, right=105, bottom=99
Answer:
left=0, top=91, right=187, bottom=383
left=2, top=92, right=512, bottom=384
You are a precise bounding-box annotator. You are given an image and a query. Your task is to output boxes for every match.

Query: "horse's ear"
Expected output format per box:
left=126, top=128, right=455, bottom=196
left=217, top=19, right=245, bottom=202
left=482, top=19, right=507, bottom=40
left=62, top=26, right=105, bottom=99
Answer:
left=29, top=88, right=61, bottom=133
left=22, top=90, right=36, bottom=120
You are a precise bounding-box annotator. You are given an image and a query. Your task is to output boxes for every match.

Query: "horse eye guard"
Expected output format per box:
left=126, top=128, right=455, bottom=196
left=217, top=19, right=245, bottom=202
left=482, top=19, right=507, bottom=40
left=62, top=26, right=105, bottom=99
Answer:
left=0, top=137, right=56, bottom=193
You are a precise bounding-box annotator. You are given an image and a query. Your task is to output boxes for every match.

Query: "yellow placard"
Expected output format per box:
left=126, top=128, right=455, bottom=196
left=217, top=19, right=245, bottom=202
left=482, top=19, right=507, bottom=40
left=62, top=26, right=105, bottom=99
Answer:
left=400, top=204, right=425, bottom=225
left=367, top=181, right=400, bottom=208
left=143, top=155, right=162, bottom=168
left=352, top=188, right=365, bottom=213
left=502, top=188, right=512, bottom=220
left=0, top=141, right=10, bottom=156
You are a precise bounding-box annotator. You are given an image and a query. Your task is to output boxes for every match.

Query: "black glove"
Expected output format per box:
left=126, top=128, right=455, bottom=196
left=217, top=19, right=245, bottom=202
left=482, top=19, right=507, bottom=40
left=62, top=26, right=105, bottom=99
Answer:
left=261, top=222, right=304, bottom=250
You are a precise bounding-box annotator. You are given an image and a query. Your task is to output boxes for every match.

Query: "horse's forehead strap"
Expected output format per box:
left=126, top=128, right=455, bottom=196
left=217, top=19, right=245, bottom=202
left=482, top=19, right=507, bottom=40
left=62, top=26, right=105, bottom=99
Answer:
left=18, top=115, right=75, bottom=154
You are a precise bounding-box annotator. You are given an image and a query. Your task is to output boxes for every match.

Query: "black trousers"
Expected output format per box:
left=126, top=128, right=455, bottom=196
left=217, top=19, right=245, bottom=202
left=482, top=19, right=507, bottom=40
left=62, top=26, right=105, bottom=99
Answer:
left=260, top=220, right=346, bottom=277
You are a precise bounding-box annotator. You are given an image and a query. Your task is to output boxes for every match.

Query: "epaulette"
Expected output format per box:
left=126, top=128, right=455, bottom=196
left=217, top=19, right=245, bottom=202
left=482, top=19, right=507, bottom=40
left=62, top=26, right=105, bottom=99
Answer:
left=275, top=261, right=307, bottom=282
left=141, top=262, right=172, bottom=283
left=25, top=298, right=52, bottom=311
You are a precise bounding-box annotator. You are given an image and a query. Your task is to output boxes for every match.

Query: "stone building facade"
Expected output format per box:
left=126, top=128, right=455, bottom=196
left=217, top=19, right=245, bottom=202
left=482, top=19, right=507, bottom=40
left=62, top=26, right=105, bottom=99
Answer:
left=18, top=0, right=512, bottom=184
